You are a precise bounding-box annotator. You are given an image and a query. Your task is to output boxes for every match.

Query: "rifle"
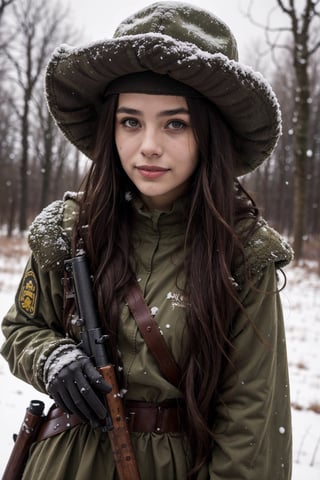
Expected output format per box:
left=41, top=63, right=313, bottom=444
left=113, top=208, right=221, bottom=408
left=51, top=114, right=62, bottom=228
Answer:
left=2, top=400, right=45, bottom=480
left=64, top=254, right=141, bottom=480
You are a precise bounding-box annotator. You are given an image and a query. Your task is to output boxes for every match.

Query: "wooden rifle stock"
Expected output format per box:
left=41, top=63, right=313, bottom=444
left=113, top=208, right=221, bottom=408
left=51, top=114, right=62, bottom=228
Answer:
left=100, top=365, right=140, bottom=479
left=64, top=255, right=141, bottom=480
left=2, top=400, right=45, bottom=480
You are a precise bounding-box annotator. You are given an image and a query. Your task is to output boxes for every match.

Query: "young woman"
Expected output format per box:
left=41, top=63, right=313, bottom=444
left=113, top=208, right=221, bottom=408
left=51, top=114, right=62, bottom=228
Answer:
left=1, top=2, right=293, bottom=479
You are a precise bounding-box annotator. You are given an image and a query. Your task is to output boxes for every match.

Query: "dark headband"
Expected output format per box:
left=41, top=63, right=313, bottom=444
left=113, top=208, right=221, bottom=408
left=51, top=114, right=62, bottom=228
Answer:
left=104, top=71, right=203, bottom=97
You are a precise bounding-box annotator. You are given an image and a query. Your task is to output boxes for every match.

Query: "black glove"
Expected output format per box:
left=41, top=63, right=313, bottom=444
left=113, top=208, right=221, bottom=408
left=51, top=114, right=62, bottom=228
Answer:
left=47, top=355, right=112, bottom=427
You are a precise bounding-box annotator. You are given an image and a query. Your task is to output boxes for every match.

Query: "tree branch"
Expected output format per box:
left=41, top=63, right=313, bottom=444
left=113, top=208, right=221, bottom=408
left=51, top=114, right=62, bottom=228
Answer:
left=308, top=39, right=320, bottom=56
left=0, top=0, right=15, bottom=20
left=241, top=0, right=292, bottom=33
left=277, top=0, right=294, bottom=16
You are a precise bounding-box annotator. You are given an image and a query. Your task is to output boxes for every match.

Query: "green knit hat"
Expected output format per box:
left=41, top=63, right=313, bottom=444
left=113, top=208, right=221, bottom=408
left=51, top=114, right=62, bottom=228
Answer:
left=45, top=1, right=282, bottom=176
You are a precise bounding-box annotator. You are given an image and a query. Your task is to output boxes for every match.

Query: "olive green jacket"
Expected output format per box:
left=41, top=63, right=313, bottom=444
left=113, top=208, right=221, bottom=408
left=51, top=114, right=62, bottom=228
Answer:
left=1, top=194, right=293, bottom=479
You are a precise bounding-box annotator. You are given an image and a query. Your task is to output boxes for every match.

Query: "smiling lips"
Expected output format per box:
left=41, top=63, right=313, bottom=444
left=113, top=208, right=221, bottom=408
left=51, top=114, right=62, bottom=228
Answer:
left=136, top=165, right=170, bottom=179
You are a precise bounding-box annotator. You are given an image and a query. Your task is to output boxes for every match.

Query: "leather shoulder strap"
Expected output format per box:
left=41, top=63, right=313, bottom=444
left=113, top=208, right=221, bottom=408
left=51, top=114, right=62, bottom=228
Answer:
left=126, top=283, right=181, bottom=388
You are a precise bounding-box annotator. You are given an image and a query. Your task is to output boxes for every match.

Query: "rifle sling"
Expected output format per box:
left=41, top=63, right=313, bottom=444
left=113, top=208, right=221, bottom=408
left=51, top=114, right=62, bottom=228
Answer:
left=63, top=269, right=181, bottom=388
left=126, top=282, right=181, bottom=388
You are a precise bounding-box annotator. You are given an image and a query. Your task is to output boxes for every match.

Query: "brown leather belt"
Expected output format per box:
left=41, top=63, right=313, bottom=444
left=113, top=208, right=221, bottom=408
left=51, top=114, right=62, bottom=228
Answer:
left=37, top=405, right=82, bottom=441
left=126, top=400, right=185, bottom=434
left=37, top=401, right=185, bottom=441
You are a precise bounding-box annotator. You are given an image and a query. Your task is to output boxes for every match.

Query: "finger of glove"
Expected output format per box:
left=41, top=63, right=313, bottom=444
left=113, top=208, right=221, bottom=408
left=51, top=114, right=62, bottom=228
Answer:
left=50, top=390, right=74, bottom=416
left=47, top=366, right=84, bottom=416
left=72, top=368, right=108, bottom=420
left=55, top=383, right=94, bottom=422
left=47, top=380, right=74, bottom=415
left=82, top=360, right=112, bottom=394
left=50, top=368, right=104, bottom=422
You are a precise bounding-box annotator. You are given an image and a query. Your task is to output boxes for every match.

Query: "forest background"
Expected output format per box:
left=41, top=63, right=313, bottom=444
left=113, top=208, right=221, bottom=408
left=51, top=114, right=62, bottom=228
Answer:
left=0, top=0, right=319, bottom=265
left=0, top=0, right=319, bottom=478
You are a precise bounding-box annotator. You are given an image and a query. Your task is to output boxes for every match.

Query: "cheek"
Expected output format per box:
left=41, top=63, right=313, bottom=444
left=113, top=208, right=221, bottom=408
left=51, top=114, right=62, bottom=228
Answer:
left=189, top=141, right=199, bottom=171
left=115, top=129, right=122, bottom=149
left=115, top=132, right=135, bottom=159
left=115, top=134, right=127, bottom=162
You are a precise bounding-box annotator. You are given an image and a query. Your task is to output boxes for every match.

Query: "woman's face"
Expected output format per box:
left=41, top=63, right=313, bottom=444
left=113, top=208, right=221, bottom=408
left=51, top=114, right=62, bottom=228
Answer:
left=115, top=93, right=199, bottom=211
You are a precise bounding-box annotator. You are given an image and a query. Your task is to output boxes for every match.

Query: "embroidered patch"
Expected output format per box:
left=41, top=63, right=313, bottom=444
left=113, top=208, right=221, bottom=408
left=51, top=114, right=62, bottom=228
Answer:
left=166, top=291, right=186, bottom=310
left=18, top=270, right=39, bottom=318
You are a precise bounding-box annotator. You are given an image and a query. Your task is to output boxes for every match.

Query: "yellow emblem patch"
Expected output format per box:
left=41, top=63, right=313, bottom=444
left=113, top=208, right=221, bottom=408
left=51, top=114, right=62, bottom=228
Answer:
left=18, top=270, right=39, bottom=318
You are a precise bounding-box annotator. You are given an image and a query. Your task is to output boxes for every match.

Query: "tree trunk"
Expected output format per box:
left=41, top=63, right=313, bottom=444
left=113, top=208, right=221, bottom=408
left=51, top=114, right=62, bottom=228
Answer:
left=292, top=49, right=310, bottom=260
left=7, top=195, right=16, bottom=238
left=19, top=93, right=30, bottom=232
left=39, top=115, right=54, bottom=210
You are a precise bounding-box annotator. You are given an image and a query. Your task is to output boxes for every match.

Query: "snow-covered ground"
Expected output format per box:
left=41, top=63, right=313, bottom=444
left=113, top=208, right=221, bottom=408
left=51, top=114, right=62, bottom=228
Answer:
left=0, top=237, right=319, bottom=478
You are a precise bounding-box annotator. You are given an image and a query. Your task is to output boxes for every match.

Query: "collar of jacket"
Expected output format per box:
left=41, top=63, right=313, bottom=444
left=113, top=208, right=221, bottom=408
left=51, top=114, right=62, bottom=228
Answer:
left=130, top=194, right=189, bottom=235
left=28, top=192, right=293, bottom=282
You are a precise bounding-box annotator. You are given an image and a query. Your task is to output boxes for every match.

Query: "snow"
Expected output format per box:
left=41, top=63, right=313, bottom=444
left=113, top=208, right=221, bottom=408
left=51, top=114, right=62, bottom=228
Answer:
left=43, top=344, right=83, bottom=389
left=0, top=242, right=320, bottom=477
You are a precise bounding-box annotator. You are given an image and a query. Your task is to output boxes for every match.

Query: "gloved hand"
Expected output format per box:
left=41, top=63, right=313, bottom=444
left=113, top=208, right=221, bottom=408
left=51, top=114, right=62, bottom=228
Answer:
left=46, top=352, right=112, bottom=427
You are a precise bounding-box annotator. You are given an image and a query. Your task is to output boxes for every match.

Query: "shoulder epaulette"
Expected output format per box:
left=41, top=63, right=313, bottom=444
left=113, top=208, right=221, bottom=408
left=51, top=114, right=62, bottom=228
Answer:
left=28, top=192, right=80, bottom=272
left=233, top=219, right=294, bottom=287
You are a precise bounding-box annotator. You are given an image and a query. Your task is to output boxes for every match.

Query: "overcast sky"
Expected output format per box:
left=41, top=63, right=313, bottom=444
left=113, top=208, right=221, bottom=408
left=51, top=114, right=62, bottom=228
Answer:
left=65, top=0, right=290, bottom=62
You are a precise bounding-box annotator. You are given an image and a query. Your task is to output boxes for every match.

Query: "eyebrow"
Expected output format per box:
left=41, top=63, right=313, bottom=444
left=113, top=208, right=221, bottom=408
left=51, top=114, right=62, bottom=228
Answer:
left=116, top=106, right=190, bottom=116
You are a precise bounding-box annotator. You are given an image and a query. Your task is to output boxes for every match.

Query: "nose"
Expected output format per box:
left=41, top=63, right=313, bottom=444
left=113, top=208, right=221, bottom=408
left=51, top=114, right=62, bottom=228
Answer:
left=140, top=127, right=163, bottom=158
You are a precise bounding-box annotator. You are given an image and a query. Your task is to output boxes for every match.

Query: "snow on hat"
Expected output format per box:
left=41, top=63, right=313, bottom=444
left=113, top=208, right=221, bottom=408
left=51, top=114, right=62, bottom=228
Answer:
left=45, top=1, right=282, bottom=176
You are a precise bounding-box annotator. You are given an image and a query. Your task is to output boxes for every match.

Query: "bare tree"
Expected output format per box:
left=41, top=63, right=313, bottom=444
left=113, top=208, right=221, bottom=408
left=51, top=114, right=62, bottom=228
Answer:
left=307, top=53, right=320, bottom=236
left=0, top=0, right=85, bottom=234
left=280, top=0, right=320, bottom=259
left=0, top=0, right=18, bottom=235
left=34, top=95, right=82, bottom=212
left=0, top=0, right=14, bottom=22
left=3, top=0, right=70, bottom=231
left=0, top=91, right=19, bottom=236
left=244, top=0, right=320, bottom=260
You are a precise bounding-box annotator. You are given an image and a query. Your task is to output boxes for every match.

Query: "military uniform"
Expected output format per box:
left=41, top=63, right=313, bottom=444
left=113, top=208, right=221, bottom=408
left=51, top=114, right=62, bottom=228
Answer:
left=1, top=194, right=293, bottom=479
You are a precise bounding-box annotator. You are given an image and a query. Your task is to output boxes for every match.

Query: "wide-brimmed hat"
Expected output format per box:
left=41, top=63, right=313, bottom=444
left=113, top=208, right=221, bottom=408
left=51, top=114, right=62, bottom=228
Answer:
left=45, top=1, right=281, bottom=176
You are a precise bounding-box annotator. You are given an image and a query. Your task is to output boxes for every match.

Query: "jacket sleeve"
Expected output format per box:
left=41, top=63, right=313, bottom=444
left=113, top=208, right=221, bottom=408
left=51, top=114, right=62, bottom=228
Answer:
left=208, top=264, right=292, bottom=480
left=1, top=254, right=76, bottom=394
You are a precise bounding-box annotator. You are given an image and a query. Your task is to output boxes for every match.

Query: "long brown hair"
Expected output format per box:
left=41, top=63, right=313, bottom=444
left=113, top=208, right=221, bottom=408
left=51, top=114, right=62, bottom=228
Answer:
left=73, top=93, right=259, bottom=477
